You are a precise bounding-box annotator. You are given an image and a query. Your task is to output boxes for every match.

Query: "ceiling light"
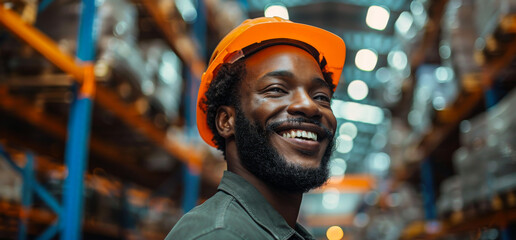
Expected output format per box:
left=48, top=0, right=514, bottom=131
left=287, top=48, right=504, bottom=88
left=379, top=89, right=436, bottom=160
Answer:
left=395, top=11, right=414, bottom=35
left=332, top=100, right=384, bottom=125
left=141, top=79, right=155, bottom=96
left=332, top=158, right=347, bottom=170
left=475, top=38, right=486, bottom=50
left=347, top=80, right=369, bottom=101
left=410, top=0, right=425, bottom=16
left=264, top=4, right=289, bottom=20
left=435, top=66, right=454, bottom=83
left=364, top=191, right=379, bottom=206
left=439, top=44, right=451, bottom=59
left=387, top=50, right=408, bottom=70
left=327, top=226, right=344, bottom=240
left=330, top=165, right=345, bottom=177
left=353, top=212, right=370, bottom=228
left=460, top=120, right=471, bottom=133
left=336, top=135, right=353, bottom=153
left=366, top=5, right=390, bottom=31
left=432, top=96, right=446, bottom=111
left=386, top=192, right=402, bottom=207
left=369, top=152, right=390, bottom=172
left=339, top=122, right=358, bottom=139
left=355, top=49, right=378, bottom=71
left=322, top=188, right=340, bottom=209
left=329, top=158, right=347, bottom=183
left=375, top=67, right=392, bottom=83
left=175, top=0, right=197, bottom=23
left=408, top=110, right=422, bottom=126
left=371, top=133, right=387, bottom=149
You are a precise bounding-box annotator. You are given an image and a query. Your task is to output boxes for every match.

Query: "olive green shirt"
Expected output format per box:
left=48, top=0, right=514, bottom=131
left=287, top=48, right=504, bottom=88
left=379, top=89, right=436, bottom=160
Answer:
left=165, top=171, right=315, bottom=240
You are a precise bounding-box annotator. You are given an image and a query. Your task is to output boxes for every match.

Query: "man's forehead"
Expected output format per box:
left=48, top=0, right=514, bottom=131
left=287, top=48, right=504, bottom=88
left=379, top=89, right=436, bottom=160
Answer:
left=240, top=39, right=322, bottom=65
left=244, top=45, right=322, bottom=69
left=240, top=45, right=333, bottom=92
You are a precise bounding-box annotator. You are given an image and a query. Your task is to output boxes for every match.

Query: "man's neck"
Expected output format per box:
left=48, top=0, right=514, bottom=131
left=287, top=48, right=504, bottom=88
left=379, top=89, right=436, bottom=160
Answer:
left=228, top=164, right=303, bottom=228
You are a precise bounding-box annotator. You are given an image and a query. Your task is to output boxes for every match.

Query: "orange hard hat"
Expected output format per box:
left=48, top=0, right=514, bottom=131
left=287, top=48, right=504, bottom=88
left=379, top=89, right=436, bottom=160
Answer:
left=197, top=17, right=346, bottom=148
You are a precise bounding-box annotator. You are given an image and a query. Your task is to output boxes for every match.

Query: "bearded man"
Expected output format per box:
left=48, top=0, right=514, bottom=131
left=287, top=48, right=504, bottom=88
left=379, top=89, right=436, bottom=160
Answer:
left=166, top=17, right=346, bottom=240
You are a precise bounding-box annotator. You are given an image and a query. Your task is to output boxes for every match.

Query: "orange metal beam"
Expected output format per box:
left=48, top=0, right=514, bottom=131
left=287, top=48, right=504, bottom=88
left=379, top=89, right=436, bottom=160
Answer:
left=140, top=0, right=206, bottom=79
left=0, top=6, right=203, bottom=169
left=419, top=89, right=483, bottom=156
left=0, top=6, right=84, bottom=82
left=0, top=87, right=178, bottom=181
left=0, top=87, right=118, bottom=161
left=95, top=86, right=203, bottom=169
left=482, top=36, right=516, bottom=87
left=0, top=200, right=165, bottom=239
left=0, top=87, right=67, bottom=139
left=500, top=14, right=516, bottom=34
left=312, top=174, right=376, bottom=193
left=304, top=214, right=354, bottom=227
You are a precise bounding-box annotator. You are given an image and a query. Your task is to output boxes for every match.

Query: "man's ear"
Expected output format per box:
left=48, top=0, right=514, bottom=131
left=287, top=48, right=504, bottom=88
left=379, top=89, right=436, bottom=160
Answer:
left=215, top=106, right=236, bottom=139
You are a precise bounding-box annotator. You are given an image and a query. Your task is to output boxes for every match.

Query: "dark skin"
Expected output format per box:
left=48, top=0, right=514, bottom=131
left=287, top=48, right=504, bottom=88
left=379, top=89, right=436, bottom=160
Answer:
left=215, top=45, right=337, bottom=228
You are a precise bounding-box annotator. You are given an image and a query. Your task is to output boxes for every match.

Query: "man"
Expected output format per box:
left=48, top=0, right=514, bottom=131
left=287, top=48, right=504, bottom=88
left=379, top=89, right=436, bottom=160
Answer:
left=166, top=17, right=346, bottom=239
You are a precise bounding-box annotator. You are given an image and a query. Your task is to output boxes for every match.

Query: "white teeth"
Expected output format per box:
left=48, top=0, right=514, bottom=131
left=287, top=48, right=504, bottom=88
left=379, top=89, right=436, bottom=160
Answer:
left=281, top=130, right=318, bottom=141
left=309, top=132, right=315, bottom=141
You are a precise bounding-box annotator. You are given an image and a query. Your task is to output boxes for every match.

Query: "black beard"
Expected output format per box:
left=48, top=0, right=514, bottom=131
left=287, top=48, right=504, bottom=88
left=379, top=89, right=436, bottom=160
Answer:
left=234, top=108, right=335, bottom=193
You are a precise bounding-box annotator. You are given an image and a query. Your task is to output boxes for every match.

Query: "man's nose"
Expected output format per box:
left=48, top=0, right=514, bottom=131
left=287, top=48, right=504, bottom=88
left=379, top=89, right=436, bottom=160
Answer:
left=286, top=90, right=322, bottom=119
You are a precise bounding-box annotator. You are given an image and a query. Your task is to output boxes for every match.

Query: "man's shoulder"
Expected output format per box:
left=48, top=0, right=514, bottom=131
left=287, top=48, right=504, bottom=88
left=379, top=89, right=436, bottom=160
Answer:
left=165, top=191, right=267, bottom=240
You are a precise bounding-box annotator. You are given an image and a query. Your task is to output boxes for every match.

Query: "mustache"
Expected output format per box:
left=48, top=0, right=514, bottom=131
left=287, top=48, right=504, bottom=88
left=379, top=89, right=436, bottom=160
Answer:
left=266, top=118, right=334, bottom=139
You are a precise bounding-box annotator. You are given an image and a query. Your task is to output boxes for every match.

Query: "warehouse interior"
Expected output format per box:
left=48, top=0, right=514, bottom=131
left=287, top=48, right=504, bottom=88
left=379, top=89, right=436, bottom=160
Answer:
left=1, top=0, right=516, bottom=239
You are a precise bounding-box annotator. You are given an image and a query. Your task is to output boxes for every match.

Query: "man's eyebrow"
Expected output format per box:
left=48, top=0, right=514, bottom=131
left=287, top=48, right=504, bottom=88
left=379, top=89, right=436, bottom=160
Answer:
left=258, top=70, right=331, bottom=89
left=313, top=77, right=331, bottom=90
left=258, top=70, right=294, bottom=81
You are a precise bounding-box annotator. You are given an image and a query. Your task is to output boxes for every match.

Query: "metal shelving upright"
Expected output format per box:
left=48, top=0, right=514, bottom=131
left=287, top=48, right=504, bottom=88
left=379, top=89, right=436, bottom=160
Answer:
left=0, top=0, right=208, bottom=238
left=0, top=2, right=97, bottom=238
left=61, top=0, right=97, bottom=238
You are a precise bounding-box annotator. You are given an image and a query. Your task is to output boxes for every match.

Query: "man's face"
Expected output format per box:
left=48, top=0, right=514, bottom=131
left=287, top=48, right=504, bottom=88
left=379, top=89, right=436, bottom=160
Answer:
left=234, top=45, right=337, bottom=193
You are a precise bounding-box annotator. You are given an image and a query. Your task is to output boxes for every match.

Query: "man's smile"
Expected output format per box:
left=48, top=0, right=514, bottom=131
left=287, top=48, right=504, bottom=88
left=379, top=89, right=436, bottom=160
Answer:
left=274, top=132, right=321, bottom=155
left=268, top=119, right=333, bottom=156
left=280, top=130, right=318, bottom=141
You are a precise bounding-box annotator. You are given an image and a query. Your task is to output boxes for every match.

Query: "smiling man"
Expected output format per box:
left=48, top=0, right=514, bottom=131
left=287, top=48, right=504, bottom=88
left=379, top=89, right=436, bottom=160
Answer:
left=166, top=17, right=346, bottom=240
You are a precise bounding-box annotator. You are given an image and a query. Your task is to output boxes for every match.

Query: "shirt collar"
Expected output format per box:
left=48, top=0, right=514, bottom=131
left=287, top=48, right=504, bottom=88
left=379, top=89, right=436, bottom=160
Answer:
left=218, top=171, right=313, bottom=240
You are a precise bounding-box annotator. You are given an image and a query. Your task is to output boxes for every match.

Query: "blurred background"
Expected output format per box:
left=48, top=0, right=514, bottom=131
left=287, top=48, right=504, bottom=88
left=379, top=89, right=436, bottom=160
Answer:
left=1, top=0, right=516, bottom=239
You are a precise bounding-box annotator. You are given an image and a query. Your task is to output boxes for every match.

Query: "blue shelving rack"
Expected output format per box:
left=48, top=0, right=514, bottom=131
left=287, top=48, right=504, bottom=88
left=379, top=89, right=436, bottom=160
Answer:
left=0, top=0, right=98, bottom=239
left=0, top=0, right=208, bottom=238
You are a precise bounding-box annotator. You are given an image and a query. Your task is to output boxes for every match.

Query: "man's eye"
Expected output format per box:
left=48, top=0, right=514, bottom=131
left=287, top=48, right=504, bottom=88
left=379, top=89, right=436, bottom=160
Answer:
left=267, top=87, right=287, bottom=93
left=314, top=94, right=331, bottom=102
